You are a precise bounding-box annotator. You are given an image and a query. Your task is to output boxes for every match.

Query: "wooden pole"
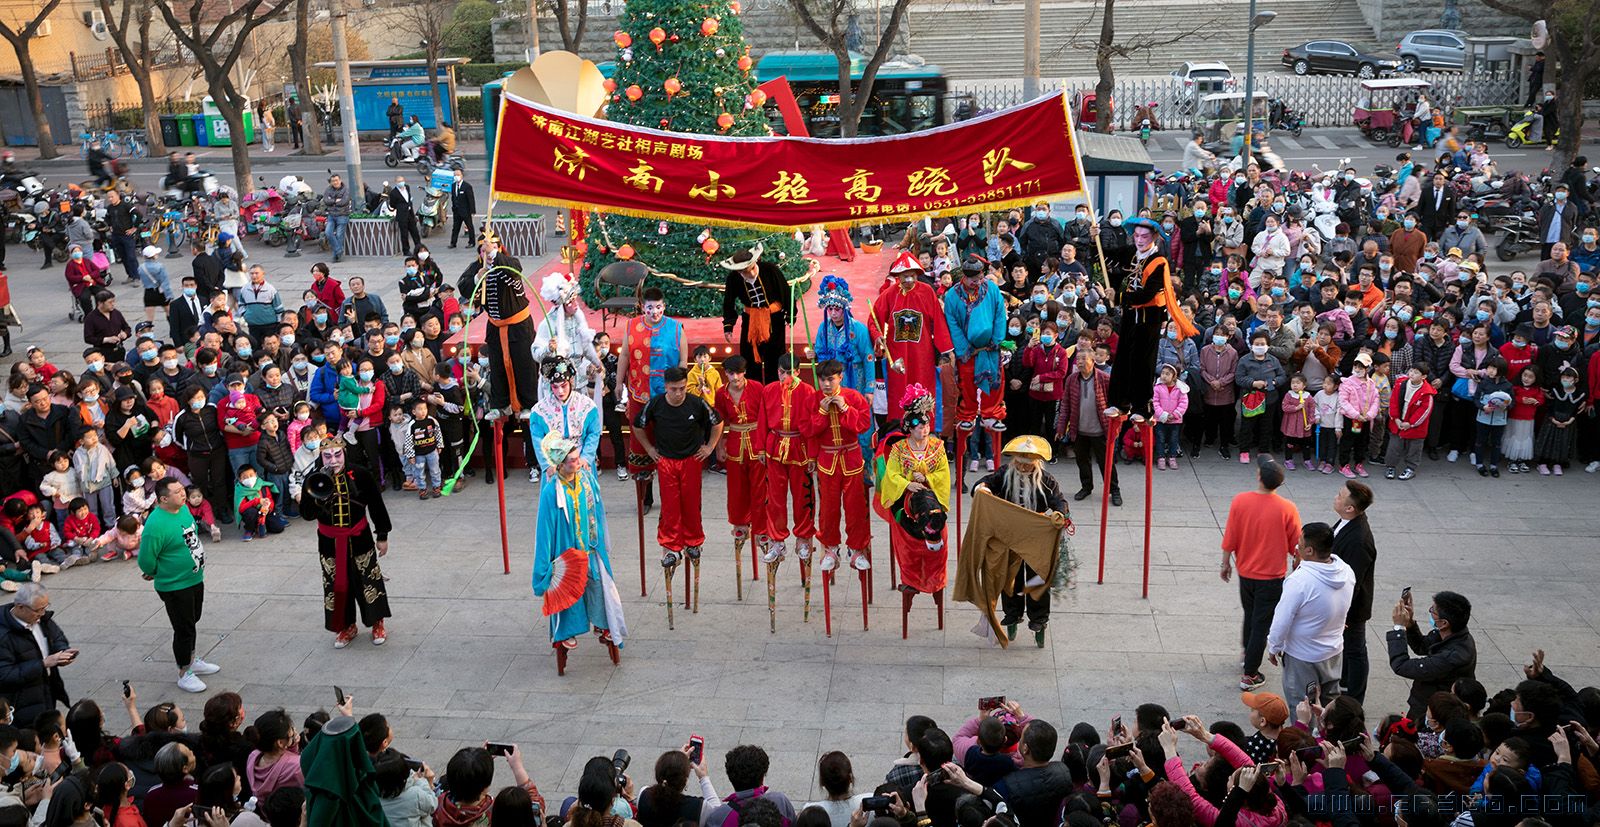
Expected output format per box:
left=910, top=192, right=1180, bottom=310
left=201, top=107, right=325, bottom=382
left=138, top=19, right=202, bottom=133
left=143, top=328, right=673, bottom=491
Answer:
left=1065, top=92, right=1119, bottom=303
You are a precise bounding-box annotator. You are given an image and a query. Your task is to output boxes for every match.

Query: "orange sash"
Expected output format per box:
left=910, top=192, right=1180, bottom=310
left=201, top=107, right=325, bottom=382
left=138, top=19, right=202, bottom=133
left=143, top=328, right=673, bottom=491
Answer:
left=1132, top=256, right=1198, bottom=340
left=488, top=306, right=533, bottom=411
left=745, top=302, right=781, bottom=363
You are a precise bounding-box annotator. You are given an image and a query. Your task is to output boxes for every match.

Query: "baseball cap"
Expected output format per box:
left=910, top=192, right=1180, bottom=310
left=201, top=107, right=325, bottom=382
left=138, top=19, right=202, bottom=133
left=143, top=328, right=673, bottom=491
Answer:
left=1241, top=691, right=1289, bottom=726
left=1354, top=352, right=1373, bottom=367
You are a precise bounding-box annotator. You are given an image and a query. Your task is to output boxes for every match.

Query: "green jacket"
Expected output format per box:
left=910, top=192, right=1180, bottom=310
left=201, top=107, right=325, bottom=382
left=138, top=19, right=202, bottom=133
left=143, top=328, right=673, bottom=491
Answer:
left=137, top=506, right=205, bottom=592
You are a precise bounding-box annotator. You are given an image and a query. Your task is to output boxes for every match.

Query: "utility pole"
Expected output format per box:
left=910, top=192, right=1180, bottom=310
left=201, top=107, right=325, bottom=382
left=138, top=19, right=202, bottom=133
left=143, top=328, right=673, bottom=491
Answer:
left=1023, top=0, right=1040, bottom=99
left=329, top=0, right=363, bottom=194
left=527, top=0, right=541, bottom=63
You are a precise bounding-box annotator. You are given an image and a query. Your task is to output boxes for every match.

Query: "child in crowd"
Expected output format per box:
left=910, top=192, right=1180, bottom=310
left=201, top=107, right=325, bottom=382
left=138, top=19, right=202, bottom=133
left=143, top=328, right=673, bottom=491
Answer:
left=288, top=401, right=315, bottom=450
left=1279, top=374, right=1315, bottom=470
left=430, top=363, right=467, bottom=484
left=686, top=345, right=723, bottom=409
left=255, top=412, right=295, bottom=518
left=73, top=430, right=118, bottom=525
left=595, top=332, right=627, bottom=481
left=1150, top=363, right=1187, bottom=470
left=73, top=379, right=109, bottom=442
left=38, top=450, right=81, bottom=528
left=1313, top=374, right=1344, bottom=474
left=388, top=405, right=416, bottom=491
left=20, top=503, right=68, bottom=568
left=234, top=464, right=282, bottom=541
left=409, top=399, right=443, bottom=500
left=1240, top=691, right=1288, bottom=764
left=1503, top=366, right=1543, bottom=474
left=186, top=485, right=224, bottom=542
left=122, top=466, right=157, bottom=521
left=27, top=347, right=59, bottom=383
left=1472, top=358, right=1512, bottom=478
left=336, top=360, right=370, bottom=440
left=1535, top=366, right=1583, bottom=476
left=1338, top=353, right=1380, bottom=479
left=96, top=515, right=142, bottom=562
left=61, top=498, right=102, bottom=558
left=1368, top=353, right=1393, bottom=464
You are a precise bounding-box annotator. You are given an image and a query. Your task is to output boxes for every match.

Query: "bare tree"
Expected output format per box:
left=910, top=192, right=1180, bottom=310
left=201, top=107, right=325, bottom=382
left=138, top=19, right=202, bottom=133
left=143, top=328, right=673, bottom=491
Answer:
left=98, top=0, right=171, bottom=156
left=392, top=0, right=460, bottom=129
left=0, top=0, right=68, bottom=158
left=791, top=0, right=914, bottom=138
left=153, top=0, right=296, bottom=193
left=1058, top=0, right=1218, bottom=133
left=1476, top=0, right=1594, bottom=168
left=548, top=0, right=590, bottom=52
left=287, top=0, right=325, bottom=154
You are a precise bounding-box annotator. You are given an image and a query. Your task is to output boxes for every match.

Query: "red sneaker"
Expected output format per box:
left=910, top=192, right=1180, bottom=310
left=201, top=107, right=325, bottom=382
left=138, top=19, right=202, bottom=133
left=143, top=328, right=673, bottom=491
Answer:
left=371, top=621, right=387, bottom=645
left=334, top=625, right=358, bottom=649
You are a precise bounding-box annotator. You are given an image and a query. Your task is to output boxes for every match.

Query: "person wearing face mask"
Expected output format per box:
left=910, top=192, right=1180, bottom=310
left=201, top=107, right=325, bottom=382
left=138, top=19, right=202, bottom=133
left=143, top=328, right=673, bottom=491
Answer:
left=172, top=386, right=231, bottom=529
left=399, top=328, right=438, bottom=389
left=1388, top=212, right=1428, bottom=273
left=1537, top=185, right=1580, bottom=262
left=1018, top=202, right=1065, bottom=276
left=1094, top=209, right=1133, bottom=275
left=1213, top=207, right=1245, bottom=263
left=456, top=228, right=537, bottom=417
left=1251, top=217, right=1290, bottom=284
left=298, top=440, right=392, bottom=649
left=1234, top=331, right=1287, bottom=463
left=1438, top=212, right=1487, bottom=266
left=1388, top=590, right=1477, bottom=718
left=397, top=255, right=441, bottom=324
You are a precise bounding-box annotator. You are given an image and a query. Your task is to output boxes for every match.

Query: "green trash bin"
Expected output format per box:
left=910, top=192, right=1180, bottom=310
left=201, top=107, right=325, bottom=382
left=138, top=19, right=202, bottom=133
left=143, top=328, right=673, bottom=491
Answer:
left=175, top=115, right=196, bottom=147
left=193, top=114, right=209, bottom=147
left=158, top=115, right=182, bottom=148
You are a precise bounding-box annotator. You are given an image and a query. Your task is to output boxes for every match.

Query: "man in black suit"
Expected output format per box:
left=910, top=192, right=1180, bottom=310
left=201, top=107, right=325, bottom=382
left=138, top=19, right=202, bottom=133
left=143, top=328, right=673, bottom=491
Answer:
left=1416, top=171, right=1456, bottom=241
left=388, top=179, right=421, bottom=258
left=449, top=168, right=476, bottom=249
left=189, top=240, right=223, bottom=302
left=1333, top=480, right=1377, bottom=703
left=168, top=274, right=206, bottom=344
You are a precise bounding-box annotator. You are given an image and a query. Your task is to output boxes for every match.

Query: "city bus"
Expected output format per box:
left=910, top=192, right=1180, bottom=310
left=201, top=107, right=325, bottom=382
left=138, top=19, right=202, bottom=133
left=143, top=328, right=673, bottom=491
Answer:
left=754, top=50, right=971, bottom=137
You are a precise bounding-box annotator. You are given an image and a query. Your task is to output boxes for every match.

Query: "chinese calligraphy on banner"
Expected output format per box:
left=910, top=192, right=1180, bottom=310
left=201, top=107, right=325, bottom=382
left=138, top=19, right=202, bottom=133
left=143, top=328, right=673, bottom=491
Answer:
left=489, top=90, right=1086, bottom=231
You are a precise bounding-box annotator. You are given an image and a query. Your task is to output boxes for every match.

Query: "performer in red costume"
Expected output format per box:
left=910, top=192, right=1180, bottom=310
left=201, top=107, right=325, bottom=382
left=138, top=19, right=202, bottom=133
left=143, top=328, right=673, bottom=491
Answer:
left=759, top=354, right=817, bottom=568
left=805, top=359, right=872, bottom=575
left=871, top=252, right=954, bottom=422
left=714, top=355, right=768, bottom=588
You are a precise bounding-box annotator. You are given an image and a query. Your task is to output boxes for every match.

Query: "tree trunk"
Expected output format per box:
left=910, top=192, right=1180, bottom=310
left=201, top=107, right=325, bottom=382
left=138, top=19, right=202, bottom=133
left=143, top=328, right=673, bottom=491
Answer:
left=13, top=42, right=58, bottom=159
left=835, top=44, right=860, bottom=138
left=1094, top=0, right=1116, bottom=134
left=211, top=92, right=254, bottom=193
left=137, top=72, right=167, bottom=156
left=291, top=0, right=324, bottom=154
left=427, top=49, right=445, bottom=130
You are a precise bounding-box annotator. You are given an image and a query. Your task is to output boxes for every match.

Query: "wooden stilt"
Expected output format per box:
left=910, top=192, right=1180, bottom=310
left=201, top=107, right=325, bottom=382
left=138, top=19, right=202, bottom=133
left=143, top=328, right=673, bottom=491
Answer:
left=554, top=643, right=568, bottom=676
left=901, top=589, right=913, bottom=639
left=733, top=532, right=746, bottom=601
left=664, top=563, right=676, bottom=631
left=822, top=570, right=833, bottom=637
left=800, top=557, right=812, bottom=623
left=934, top=588, right=945, bottom=630
left=683, top=555, right=692, bottom=611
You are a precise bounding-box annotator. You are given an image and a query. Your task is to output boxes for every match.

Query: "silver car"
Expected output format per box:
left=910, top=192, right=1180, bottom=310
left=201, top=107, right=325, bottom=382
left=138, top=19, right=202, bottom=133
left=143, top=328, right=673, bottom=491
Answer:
left=1396, top=29, right=1469, bottom=72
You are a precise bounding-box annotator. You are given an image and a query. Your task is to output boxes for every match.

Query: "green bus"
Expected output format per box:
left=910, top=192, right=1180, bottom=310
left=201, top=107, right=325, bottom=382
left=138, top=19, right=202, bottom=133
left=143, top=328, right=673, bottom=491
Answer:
left=754, top=50, right=970, bottom=137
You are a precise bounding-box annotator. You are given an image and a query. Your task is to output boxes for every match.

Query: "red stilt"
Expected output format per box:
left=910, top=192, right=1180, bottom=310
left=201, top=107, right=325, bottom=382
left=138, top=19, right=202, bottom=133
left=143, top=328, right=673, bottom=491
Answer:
left=901, top=589, right=913, bottom=639
left=554, top=642, right=568, bottom=676
left=494, top=420, right=509, bottom=575
left=822, top=571, right=833, bottom=637
left=1097, top=413, right=1128, bottom=584
left=635, top=479, right=648, bottom=597
left=934, top=588, right=945, bottom=630
left=1140, top=417, right=1154, bottom=600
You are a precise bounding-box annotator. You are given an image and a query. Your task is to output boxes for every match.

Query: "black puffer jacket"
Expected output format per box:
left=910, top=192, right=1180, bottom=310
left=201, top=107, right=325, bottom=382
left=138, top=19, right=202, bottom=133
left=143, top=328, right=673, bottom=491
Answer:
left=0, top=604, right=71, bottom=725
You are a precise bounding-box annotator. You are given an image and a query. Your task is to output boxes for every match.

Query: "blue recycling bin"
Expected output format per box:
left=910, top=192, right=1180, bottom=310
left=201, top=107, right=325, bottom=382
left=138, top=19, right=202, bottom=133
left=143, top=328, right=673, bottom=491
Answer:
left=192, top=114, right=209, bottom=146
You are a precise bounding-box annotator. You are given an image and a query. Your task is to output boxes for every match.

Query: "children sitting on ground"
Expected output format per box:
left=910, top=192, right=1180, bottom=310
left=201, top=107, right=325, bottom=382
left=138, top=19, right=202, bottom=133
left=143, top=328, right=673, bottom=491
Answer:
left=122, top=466, right=157, bottom=522
left=96, top=515, right=143, bottom=562
left=20, top=503, right=71, bottom=568
left=186, top=485, right=223, bottom=542
left=61, top=498, right=101, bottom=559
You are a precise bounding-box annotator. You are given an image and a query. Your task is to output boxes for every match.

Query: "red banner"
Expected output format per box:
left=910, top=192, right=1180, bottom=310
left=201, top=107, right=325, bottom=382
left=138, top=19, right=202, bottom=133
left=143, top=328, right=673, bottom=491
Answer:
left=488, top=91, right=1086, bottom=231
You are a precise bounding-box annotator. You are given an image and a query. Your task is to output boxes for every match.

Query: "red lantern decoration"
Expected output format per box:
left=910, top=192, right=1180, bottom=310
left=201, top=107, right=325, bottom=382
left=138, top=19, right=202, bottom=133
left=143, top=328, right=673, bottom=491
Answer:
left=737, top=55, right=753, bottom=72
left=602, top=78, right=617, bottom=93
left=663, top=77, right=682, bottom=96
left=613, top=30, right=632, bottom=48
left=749, top=88, right=768, bottom=107
left=716, top=112, right=734, bottom=130
left=617, top=244, right=636, bottom=260
left=648, top=26, right=667, bottom=47
left=624, top=85, right=643, bottom=102
left=700, top=17, right=719, bottom=35
left=701, top=237, right=720, bottom=255
left=668, top=33, right=680, bottom=42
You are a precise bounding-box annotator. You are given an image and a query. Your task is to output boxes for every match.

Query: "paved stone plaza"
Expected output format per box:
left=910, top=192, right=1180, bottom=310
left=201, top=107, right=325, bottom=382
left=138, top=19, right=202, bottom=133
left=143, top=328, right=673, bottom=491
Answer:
left=13, top=238, right=1599, bottom=801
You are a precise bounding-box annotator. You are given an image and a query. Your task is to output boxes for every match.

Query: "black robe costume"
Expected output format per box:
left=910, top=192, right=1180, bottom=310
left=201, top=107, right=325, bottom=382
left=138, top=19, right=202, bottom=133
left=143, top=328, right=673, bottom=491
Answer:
left=721, top=261, right=791, bottom=384
left=1105, top=247, right=1172, bottom=415
left=299, top=465, right=393, bottom=632
left=459, top=252, right=536, bottom=412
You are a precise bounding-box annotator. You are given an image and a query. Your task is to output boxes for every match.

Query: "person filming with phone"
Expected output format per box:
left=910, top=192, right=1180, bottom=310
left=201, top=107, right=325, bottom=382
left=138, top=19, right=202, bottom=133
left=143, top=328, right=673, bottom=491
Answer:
left=1388, top=591, right=1477, bottom=719
left=0, top=583, right=76, bottom=726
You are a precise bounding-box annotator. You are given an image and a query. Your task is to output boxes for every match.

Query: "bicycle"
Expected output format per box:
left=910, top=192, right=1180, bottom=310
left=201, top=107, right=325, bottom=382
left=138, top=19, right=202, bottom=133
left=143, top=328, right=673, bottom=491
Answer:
left=116, top=130, right=148, bottom=159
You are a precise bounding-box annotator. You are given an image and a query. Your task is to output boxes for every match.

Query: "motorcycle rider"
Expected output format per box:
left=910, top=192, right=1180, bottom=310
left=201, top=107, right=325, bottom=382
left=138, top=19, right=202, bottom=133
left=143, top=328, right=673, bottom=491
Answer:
left=396, top=116, right=425, bottom=163
left=164, top=152, right=185, bottom=191
left=429, top=122, right=456, bottom=165
left=1183, top=133, right=1218, bottom=175
left=86, top=140, right=114, bottom=187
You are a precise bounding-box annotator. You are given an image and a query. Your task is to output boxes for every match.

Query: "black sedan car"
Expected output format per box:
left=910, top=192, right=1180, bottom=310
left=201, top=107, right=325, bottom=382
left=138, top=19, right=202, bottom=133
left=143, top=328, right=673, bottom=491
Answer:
left=1281, top=40, right=1403, bottom=77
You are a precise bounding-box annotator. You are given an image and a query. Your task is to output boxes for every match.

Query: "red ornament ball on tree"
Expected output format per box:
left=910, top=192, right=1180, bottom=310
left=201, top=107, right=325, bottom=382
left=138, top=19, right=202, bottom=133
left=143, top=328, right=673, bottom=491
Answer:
left=749, top=88, right=768, bottom=107
left=624, top=85, right=643, bottom=102
left=668, top=33, right=679, bottom=42
left=617, top=244, right=636, bottom=260
left=737, top=55, right=753, bottom=72
left=701, top=237, right=720, bottom=255
left=602, top=78, right=617, bottom=93
left=648, top=26, right=667, bottom=45
left=729, top=0, right=741, bottom=12
left=660, top=118, right=671, bottom=128
left=663, top=77, right=682, bottom=96
left=700, top=17, right=719, bottom=35
left=716, top=112, right=734, bottom=130
left=613, top=30, right=632, bottom=48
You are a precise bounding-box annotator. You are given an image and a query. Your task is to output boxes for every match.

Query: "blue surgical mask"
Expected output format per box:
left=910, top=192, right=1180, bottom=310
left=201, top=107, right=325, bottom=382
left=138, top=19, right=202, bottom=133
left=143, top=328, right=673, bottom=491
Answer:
left=6, top=751, right=19, bottom=775
left=87, top=362, right=103, bottom=373
left=162, top=358, right=178, bottom=370
left=282, top=334, right=295, bottom=346
left=1475, top=309, right=1491, bottom=322
left=237, top=347, right=252, bottom=359
left=1094, top=304, right=1107, bottom=315
left=449, top=323, right=463, bottom=334
left=406, top=266, right=418, bottom=276
left=202, top=364, right=217, bottom=376
left=183, top=287, right=196, bottom=298
left=1031, top=295, right=1046, bottom=306
left=359, top=370, right=374, bottom=382
left=314, top=313, right=328, bottom=324
left=1459, top=335, right=1472, bottom=346
left=389, top=363, right=403, bottom=374
left=1456, top=220, right=1469, bottom=230
left=1423, top=251, right=1436, bottom=260
left=71, top=251, right=83, bottom=260
left=1577, top=283, right=1592, bottom=295
left=312, top=353, right=326, bottom=364
left=1060, top=291, right=1077, bottom=305
left=1555, top=191, right=1568, bottom=202
left=1270, top=286, right=1286, bottom=297
left=305, top=439, right=322, bottom=452
left=1222, top=215, right=1234, bottom=224
left=1212, top=334, right=1228, bottom=346
left=1228, top=288, right=1242, bottom=300
left=1403, top=219, right=1417, bottom=230
left=1008, top=325, right=1021, bottom=337
left=1555, top=338, right=1573, bottom=350
left=385, top=335, right=400, bottom=346
left=1385, top=330, right=1398, bottom=340
left=1056, top=315, right=1071, bottom=326
left=190, top=399, right=205, bottom=411
left=1039, top=335, right=1055, bottom=347
left=1166, top=330, right=1178, bottom=340
left=1423, top=310, right=1436, bottom=320
left=140, top=350, right=158, bottom=362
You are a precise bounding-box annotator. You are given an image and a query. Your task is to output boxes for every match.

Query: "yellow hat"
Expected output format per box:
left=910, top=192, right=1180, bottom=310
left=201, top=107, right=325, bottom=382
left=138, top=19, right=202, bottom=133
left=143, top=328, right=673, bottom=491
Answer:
left=1001, top=435, right=1053, bottom=462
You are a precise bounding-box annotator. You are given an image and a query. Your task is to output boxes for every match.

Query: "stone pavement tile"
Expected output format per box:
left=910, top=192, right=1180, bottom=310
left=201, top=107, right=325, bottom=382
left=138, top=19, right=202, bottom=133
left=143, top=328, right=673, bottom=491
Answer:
left=496, top=652, right=615, bottom=693
left=189, top=562, right=302, bottom=594
left=1170, top=670, right=1258, bottom=716
left=818, top=700, right=907, bottom=728
left=371, top=682, right=458, bottom=713
left=713, top=660, right=831, bottom=701
left=237, top=681, right=363, bottom=711
left=1048, top=612, right=1165, bottom=653
left=236, top=596, right=333, bottom=632
left=430, top=596, right=544, bottom=637
left=395, top=644, right=516, bottom=692
left=1479, top=626, right=1600, bottom=669
left=287, top=640, right=421, bottom=686
left=826, top=662, right=942, bottom=703
left=1059, top=670, right=1177, bottom=711
left=184, top=629, right=322, bottom=685
left=148, top=592, right=266, bottom=633
left=944, top=664, right=1058, bottom=706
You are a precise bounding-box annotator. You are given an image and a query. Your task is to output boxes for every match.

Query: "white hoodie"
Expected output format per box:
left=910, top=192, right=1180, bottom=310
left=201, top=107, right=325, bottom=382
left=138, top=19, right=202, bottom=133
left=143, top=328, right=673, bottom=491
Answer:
left=1267, top=556, right=1356, bottom=662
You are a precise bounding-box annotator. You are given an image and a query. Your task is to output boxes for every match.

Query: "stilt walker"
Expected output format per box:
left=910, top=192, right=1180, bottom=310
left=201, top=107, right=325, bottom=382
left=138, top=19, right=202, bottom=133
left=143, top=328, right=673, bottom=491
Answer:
left=871, top=253, right=955, bottom=423
left=972, top=436, right=1070, bottom=648
left=1102, top=217, right=1196, bottom=416
left=804, top=357, right=873, bottom=636
left=720, top=243, right=793, bottom=385
left=532, top=432, right=626, bottom=676
left=631, top=365, right=721, bottom=629
left=458, top=226, right=537, bottom=418
left=944, top=253, right=1010, bottom=543
left=759, top=353, right=817, bottom=628
left=617, top=287, right=688, bottom=596
left=875, top=385, right=950, bottom=639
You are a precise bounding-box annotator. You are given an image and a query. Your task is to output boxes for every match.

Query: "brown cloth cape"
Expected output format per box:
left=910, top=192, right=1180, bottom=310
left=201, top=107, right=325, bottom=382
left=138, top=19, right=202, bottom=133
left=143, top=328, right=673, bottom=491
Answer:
left=953, top=489, right=1063, bottom=648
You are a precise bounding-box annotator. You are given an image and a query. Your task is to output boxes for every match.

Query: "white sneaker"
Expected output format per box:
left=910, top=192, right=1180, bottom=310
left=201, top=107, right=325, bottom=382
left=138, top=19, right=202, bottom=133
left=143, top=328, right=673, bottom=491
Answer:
left=849, top=550, right=871, bottom=571
left=1587, top=461, right=1600, bottom=474
left=795, top=539, right=813, bottom=561
left=528, top=467, right=540, bottom=483
left=968, top=459, right=980, bottom=473
left=1447, top=450, right=1459, bottom=463
left=1469, top=452, right=1477, bottom=466
left=617, top=467, right=629, bottom=481
left=177, top=670, right=207, bottom=693
left=987, top=459, right=996, bottom=471
left=760, top=541, right=786, bottom=564
left=189, top=658, right=221, bottom=675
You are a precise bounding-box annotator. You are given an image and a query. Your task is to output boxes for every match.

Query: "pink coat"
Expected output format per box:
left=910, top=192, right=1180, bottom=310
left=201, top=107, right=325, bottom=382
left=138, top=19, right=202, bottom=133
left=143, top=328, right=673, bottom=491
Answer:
left=1338, top=375, right=1381, bottom=422
left=1280, top=390, right=1313, bottom=438
left=1164, top=733, right=1287, bottom=827
left=1151, top=381, right=1189, bottom=424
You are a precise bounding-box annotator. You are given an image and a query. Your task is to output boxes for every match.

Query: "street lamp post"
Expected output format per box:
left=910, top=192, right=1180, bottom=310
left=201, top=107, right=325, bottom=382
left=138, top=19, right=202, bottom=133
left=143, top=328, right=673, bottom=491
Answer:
left=1240, top=5, right=1276, bottom=160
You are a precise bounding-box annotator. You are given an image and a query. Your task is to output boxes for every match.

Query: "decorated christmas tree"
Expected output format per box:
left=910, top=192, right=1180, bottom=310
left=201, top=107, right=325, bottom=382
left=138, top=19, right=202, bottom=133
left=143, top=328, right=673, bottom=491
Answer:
left=578, top=0, right=810, bottom=318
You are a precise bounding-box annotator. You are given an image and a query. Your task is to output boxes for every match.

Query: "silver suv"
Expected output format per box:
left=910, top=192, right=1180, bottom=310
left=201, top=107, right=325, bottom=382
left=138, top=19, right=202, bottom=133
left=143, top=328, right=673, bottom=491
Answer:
left=1396, top=29, right=1468, bottom=71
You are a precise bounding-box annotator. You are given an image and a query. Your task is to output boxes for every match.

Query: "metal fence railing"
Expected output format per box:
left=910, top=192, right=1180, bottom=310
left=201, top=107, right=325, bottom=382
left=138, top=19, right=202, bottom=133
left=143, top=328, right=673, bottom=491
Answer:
left=83, top=99, right=203, bottom=131
left=70, top=47, right=190, bottom=83
left=953, top=70, right=1519, bottom=130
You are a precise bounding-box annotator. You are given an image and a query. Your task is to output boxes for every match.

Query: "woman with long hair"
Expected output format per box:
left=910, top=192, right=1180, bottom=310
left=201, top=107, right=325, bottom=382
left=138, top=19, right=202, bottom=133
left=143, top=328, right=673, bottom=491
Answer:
left=94, top=764, right=146, bottom=827
left=569, top=756, right=642, bottom=827
left=197, top=692, right=253, bottom=799
left=245, top=710, right=303, bottom=800
left=636, top=748, right=719, bottom=827
left=196, top=763, right=245, bottom=822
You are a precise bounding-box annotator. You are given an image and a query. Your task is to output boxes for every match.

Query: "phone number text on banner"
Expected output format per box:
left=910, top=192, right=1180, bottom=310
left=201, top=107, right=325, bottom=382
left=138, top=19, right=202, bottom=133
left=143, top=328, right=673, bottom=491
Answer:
left=489, top=91, right=1085, bottom=231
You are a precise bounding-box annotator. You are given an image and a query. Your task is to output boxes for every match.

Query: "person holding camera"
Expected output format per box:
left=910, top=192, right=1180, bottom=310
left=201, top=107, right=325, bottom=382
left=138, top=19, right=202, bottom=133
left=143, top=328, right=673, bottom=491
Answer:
left=434, top=744, right=545, bottom=827
left=297, top=440, right=392, bottom=650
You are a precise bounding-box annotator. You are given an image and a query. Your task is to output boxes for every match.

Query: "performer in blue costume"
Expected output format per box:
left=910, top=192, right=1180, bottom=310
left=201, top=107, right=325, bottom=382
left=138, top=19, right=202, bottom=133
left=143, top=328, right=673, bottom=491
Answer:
left=813, top=275, right=876, bottom=468
left=532, top=431, right=626, bottom=675
left=527, top=357, right=602, bottom=474
left=943, top=254, right=1010, bottom=433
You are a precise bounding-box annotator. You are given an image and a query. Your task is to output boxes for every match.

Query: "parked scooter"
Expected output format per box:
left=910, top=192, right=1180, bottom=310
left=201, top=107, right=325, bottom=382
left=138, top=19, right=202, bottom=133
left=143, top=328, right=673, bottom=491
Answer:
left=417, top=185, right=447, bottom=237
left=1495, top=211, right=1540, bottom=261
